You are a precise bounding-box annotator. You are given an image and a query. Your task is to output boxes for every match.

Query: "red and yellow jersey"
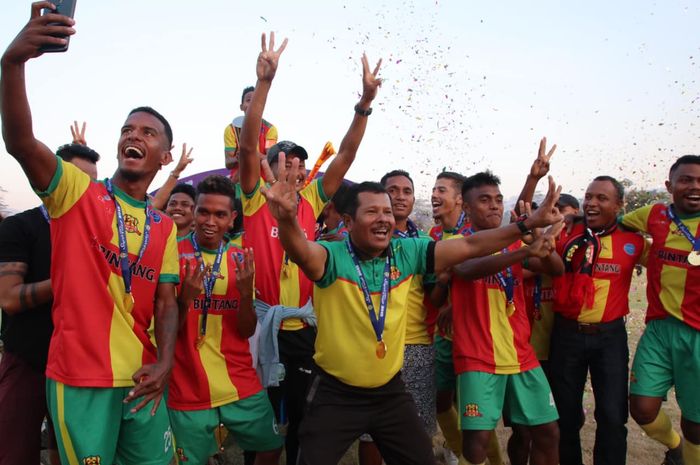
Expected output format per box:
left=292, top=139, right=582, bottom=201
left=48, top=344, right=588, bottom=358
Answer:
left=242, top=177, right=328, bottom=330
left=524, top=274, right=555, bottom=361
left=402, top=230, right=434, bottom=345
left=622, top=204, right=700, bottom=330
left=313, top=238, right=434, bottom=388
left=224, top=119, right=277, bottom=156
left=37, top=157, right=179, bottom=388
left=451, top=241, right=538, bottom=375
left=168, top=236, right=261, bottom=410
left=553, top=223, right=646, bottom=323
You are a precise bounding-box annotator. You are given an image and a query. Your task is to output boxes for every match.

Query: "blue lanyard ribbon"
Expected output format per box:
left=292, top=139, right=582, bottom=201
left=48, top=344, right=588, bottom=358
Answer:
left=393, top=219, right=419, bottom=238
left=105, top=179, right=151, bottom=297
left=533, top=275, right=542, bottom=311
left=39, top=205, right=50, bottom=223
left=346, top=240, right=391, bottom=343
left=667, top=205, right=700, bottom=252
left=494, top=248, right=515, bottom=304
left=434, top=211, right=466, bottom=240
left=190, top=236, right=225, bottom=339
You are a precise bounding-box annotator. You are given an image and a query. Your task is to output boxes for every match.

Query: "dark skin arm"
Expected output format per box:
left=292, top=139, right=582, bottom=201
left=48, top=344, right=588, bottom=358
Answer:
left=239, top=32, right=288, bottom=195
left=429, top=269, right=451, bottom=308
left=176, top=259, right=205, bottom=329
left=234, top=248, right=257, bottom=339
left=1, top=2, right=76, bottom=190
left=151, top=144, right=193, bottom=211
left=515, top=137, right=556, bottom=215
left=320, top=54, right=382, bottom=198
left=0, top=262, right=52, bottom=314
left=124, top=282, right=178, bottom=415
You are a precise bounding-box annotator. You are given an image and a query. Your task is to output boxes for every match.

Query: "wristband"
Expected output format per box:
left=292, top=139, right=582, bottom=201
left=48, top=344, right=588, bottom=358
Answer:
left=354, top=104, right=372, bottom=116
left=516, top=220, right=531, bottom=235
left=170, top=171, right=180, bottom=179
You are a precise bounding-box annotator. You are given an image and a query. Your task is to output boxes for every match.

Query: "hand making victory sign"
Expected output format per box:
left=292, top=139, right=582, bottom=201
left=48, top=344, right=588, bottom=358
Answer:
left=531, top=137, right=556, bottom=179
left=360, top=53, right=382, bottom=104
left=70, top=120, right=87, bottom=145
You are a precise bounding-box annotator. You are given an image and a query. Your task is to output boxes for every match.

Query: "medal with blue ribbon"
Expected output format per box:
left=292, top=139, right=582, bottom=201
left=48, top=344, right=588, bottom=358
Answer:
left=346, top=240, right=391, bottom=359
left=667, top=205, right=700, bottom=267
left=533, top=274, right=542, bottom=320
left=105, top=179, right=151, bottom=315
left=39, top=205, right=50, bottom=223
left=494, top=248, right=516, bottom=316
left=434, top=211, right=466, bottom=240
left=190, top=236, right=225, bottom=349
left=393, top=219, right=419, bottom=239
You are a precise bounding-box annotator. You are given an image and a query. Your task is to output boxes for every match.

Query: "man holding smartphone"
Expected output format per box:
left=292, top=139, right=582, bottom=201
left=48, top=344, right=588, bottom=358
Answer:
left=1, top=4, right=180, bottom=465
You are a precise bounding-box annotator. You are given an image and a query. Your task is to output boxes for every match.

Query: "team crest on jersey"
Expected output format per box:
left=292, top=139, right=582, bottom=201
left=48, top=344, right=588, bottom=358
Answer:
left=389, top=265, right=401, bottom=280
left=82, top=456, right=101, bottom=465
left=176, top=447, right=189, bottom=462
left=150, top=210, right=162, bottom=223
left=124, top=214, right=142, bottom=235
left=463, top=403, right=483, bottom=417
left=623, top=243, right=636, bottom=256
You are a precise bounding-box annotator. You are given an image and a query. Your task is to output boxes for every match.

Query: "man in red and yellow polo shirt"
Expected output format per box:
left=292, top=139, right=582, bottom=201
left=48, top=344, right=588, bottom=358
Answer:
left=623, top=155, right=700, bottom=465
left=450, top=172, right=563, bottom=465
left=1, top=10, right=180, bottom=465
left=238, top=33, right=382, bottom=464
left=549, top=176, right=646, bottom=465
left=169, top=176, right=282, bottom=464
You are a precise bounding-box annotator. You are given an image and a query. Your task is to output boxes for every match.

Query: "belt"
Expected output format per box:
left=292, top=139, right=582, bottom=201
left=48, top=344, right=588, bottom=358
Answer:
left=554, top=313, right=625, bottom=335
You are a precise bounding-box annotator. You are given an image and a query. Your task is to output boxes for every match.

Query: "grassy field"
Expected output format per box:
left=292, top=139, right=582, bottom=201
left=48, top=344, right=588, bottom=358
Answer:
left=214, top=272, right=681, bottom=465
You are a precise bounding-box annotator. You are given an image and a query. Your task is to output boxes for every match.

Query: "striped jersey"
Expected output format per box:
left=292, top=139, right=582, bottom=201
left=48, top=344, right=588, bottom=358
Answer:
left=451, top=241, right=538, bottom=375
left=398, top=230, right=435, bottom=345
left=621, top=204, right=700, bottom=330
left=524, top=274, right=555, bottom=361
left=37, top=157, right=179, bottom=387
left=314, top=238, right=434, bottom=387
left=242, top=178, right=328, bottom=330
left=553, top=223, right=646, bottom=323
left=168, top=235, right=262, bottom=410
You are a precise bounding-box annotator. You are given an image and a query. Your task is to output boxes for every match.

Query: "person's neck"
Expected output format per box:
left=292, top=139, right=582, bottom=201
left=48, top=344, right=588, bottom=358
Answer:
left=471, top=222, right=492, bottom=233
left=176, top=227, right=191, bottom=238
left=349, top=237, right=385, bottom=260
left=440, top=209, right=461, bottom=231
left=589, top=219, right=617, bottom=233
left=672, top=203, right=700, bottom=218
left=111, top=172, right=149, bottom=202
left=394, top=217, right=409, bottom=231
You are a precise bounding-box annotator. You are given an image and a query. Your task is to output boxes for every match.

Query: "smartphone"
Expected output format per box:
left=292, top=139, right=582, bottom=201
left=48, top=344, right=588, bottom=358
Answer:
left=39, top=0, right=77, bottom=53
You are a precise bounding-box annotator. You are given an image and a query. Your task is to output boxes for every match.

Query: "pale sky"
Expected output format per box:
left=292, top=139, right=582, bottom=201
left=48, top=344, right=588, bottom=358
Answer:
left=0, top=0, right=698, bottom=213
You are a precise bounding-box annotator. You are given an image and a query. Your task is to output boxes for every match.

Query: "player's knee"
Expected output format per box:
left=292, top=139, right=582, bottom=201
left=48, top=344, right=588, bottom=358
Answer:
left=629, top=397, right=659, bottom=425
left=530, top=421, right=559, bottom=447
left=462, top=430, right=490, bottom=464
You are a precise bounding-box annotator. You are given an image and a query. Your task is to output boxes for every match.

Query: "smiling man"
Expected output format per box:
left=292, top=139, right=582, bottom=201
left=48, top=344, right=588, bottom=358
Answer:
left=1, top=5, right=179, bottom=464
left=622, top=155, right=700, bottom=465
left=259, top=154, right=564, bottom=465
left=166, top=183, right=197, bottom=237
left=549, top=176, right=646, bottom=465
left=168, top=175, right=283, bottom=465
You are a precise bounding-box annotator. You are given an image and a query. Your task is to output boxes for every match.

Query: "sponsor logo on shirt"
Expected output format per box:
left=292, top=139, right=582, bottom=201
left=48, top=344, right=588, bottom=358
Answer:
left=623, top=243, right=636, bottom=256
left=594, top=263, right=621, bottom=274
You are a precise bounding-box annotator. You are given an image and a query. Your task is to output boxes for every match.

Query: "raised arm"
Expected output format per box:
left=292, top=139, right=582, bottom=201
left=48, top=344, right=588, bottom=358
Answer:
left=151, top=143, right=194, bottom=210
left=1, top=3, right=75, bottom=190
left=239, top=32, right=288, bottom=194
left=261, top=154, right=327, bottom=281
left=435, top=177, right=563, bottom=271
left=321, top=54, right=382, bottom=198
left=515, top=137, right=556, bottom=215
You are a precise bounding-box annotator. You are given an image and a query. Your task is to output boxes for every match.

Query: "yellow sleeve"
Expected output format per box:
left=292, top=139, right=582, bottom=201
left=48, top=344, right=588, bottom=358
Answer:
left=224, top=125, right=238, bottom=151
left=265, top=124, right=278, bottom=149
left=34, top=156, right=91, bottom=219
left=159, top=223, right=180, bottom=283
left=300, top=177, right=329, bottom=218
left=638, top=237, right=652, bottom=267
left=241, top=178, right=267, bottom=216
left=620, top=205, right=653, bottom=233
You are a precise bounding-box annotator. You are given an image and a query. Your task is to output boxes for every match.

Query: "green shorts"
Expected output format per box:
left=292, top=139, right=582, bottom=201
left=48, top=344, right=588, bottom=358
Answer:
left=46, top=379, right=173, bottom=465
left=169, top=390, right=282, bottom=463
left=630, top=317, right=700, bottom=422
left=456, top=368, right=558, bottom=430
left=434, top=335, right=456, bottom=391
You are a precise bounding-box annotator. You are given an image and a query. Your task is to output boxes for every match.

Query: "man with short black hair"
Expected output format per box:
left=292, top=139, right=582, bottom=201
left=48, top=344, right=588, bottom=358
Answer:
left=260, top=155, right=564, bottom=465
left=168, top=175, right=283, bottom=465
left=0, top=142, right=99, bottom=465
left=624, top=154, right=700, bottom=465
left=165, top=183, right=197, bottom=237
left=555, top=193, right=580, bottom=217
left=1, top=7, right=180, bottom=464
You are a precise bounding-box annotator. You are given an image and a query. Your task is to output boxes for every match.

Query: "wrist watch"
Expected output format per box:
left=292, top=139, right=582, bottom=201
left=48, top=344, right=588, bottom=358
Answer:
left=354, top=103, right=372, bottom=116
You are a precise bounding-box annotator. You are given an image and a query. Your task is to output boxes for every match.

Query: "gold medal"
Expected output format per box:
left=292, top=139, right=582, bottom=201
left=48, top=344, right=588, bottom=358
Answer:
left=376, top=340, right=387, bottom=359
left=123, top=293, right=135, bottom=313
left=506, top=301, right=516, bottom=317
left=688, top=250, right=700, bottom=267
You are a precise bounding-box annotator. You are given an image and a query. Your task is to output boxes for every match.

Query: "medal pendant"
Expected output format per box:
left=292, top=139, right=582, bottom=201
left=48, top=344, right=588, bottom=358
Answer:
left=123, top=293, right=135, bottom=313
left=506, top=301, right=516, bottom=317
left=375, top=340, right=387, bottom=359
left=688, top=250, right=700, bottom=267
left=214, top=423, right=228, bottom=451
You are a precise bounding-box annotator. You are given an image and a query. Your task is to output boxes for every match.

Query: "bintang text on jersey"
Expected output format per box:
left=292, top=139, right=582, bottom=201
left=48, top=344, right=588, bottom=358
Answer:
left=98, top=243, right=157, bottom=282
